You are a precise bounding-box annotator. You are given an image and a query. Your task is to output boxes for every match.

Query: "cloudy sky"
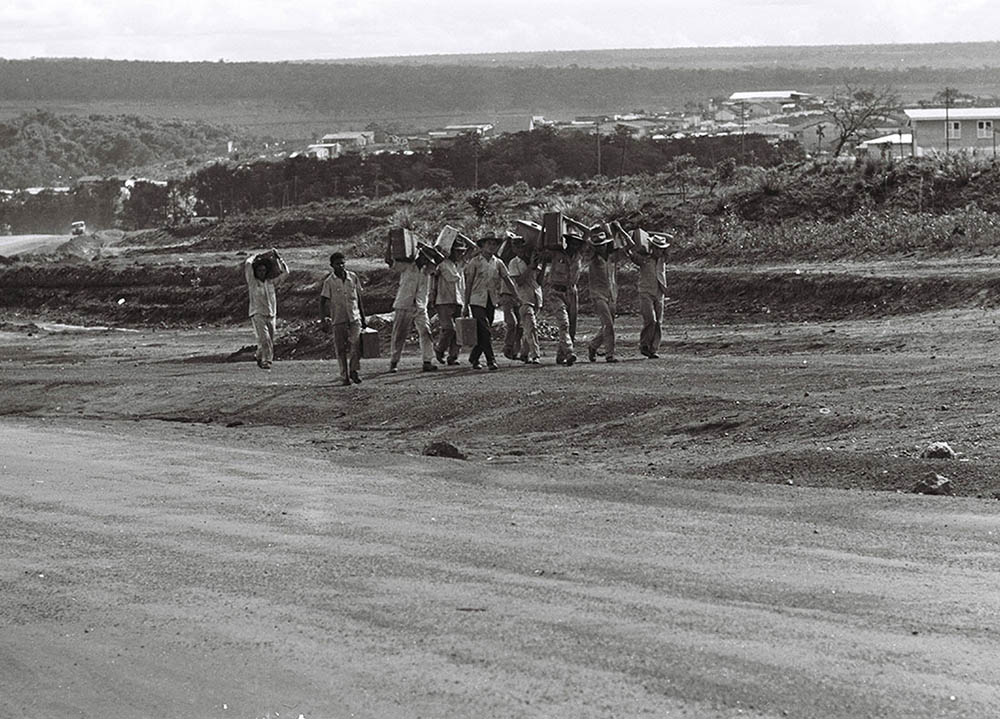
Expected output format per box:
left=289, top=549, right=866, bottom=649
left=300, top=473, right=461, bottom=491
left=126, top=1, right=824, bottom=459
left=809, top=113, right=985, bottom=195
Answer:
left=1, top=0, right=994, bottom=61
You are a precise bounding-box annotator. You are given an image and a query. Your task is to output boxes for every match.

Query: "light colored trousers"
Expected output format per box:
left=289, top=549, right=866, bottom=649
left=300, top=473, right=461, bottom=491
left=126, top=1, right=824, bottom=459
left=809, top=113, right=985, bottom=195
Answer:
left=435, top=303, right=462, bottom=361
left=500, top=294, right=522, bottom=358
left=588, top=299, right=616, bottom=358
left=332, top=320, right=361, bottom=380
left=391, top=307, right=433, bottom=364
left=548, top=289, right=574, bottom=359
left=519, top=304, right=540, bottom=360
left=639, top=293, right=663, bottom=354
left=251, top=314, right=276, bottom=363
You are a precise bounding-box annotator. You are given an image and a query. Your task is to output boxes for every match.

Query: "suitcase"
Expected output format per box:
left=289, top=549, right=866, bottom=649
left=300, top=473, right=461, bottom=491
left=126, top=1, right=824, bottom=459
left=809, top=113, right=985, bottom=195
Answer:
left=388, top=227, right=417, bottom=261
left=514, top=220, right=543, bottom=249
left=360, top=328, right=380, bottom=358
left=253, top=250, right=282, bottom=280
left=542, top=211, right=566, bottom=250
left=456, top=316, right=479, bottom=347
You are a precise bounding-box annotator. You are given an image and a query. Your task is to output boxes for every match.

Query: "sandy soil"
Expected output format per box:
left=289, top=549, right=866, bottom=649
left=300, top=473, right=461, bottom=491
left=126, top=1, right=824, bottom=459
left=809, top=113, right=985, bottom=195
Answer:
left=0, top=233, right=69, bottom=256
left=2, top=311, right=1000, bottom=717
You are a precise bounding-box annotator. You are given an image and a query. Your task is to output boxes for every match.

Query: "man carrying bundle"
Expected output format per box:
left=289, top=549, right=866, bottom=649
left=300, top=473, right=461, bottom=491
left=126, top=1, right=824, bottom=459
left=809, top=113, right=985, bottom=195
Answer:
left=320, top=251, right=366, bottom=386
left=243, top=248, right=289, bottom=370
left=464, top=235, right=518, bottom=371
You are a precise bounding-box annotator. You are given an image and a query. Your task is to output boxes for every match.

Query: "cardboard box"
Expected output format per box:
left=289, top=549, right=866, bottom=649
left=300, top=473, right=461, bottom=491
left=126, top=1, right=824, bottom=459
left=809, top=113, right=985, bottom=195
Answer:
left=388, top=227, right=417, bottom=261
left=360, top=328, right=380, bottom=358
left=456, top=316, right=479, bottom=347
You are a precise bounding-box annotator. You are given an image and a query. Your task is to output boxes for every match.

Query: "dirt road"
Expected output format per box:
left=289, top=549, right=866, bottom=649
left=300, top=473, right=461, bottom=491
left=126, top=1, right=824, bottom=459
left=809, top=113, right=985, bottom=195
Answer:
left=2, top=418, right=998, bottom=719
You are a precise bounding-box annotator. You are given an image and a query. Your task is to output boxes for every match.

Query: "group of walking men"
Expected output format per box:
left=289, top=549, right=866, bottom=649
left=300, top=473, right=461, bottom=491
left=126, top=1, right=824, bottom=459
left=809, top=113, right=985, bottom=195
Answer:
left=244, top=225, right=670, bottom=386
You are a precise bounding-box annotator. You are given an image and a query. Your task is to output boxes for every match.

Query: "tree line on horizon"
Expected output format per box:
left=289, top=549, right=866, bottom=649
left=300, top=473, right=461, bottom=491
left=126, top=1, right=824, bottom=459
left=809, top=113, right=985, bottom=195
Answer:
left=1, top=58, right=995, bottom=112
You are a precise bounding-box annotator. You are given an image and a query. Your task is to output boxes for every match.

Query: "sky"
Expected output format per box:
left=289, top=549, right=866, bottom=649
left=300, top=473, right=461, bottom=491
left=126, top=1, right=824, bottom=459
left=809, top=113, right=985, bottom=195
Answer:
left=1, top=0, right=996, bottom=62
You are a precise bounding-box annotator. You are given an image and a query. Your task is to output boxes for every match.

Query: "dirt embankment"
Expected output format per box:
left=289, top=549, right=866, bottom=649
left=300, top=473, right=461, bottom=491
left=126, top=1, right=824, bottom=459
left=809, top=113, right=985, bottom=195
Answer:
left=5, top=258, right=1000, bottom=328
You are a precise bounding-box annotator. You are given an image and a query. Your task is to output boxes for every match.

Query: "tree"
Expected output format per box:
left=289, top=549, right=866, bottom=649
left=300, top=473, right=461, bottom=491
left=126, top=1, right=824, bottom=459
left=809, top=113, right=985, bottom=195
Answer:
left=827, top=84, right=901, bottom=157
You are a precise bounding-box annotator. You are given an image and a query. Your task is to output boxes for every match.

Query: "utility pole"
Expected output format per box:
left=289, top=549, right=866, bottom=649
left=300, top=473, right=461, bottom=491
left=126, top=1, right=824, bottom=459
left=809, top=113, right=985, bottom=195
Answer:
left=740, top=101, right=746, bottom=162
left=944, top=89, right=951, bottom=153
left=595, top=120, right=602, bottom=176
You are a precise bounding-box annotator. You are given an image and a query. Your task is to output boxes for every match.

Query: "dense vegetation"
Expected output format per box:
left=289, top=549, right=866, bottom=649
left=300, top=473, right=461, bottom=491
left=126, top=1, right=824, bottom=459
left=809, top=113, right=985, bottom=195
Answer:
left=0, top=59, right=995, bottom=116
left=0, top=110, right=236, bottom=187
left=0, top=129, right=796, bottom=233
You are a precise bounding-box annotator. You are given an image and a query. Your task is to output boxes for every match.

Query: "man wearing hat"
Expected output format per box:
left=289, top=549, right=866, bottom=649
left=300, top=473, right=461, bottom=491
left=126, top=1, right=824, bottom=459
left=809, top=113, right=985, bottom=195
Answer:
left=464, top=235, right=518, bottom=371
left=544, top=235, right=585, bottom=365
left=433, top=237, right=468, bottom=365
left=507, top=236, right=544, bottom=363
left=631, top=234, right=670, bottom=359
left=586, top=226, right=620, bottom=363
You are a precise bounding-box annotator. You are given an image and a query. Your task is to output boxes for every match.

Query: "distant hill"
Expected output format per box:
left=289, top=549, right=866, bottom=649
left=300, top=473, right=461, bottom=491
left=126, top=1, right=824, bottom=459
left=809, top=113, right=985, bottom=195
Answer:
left=1, top=48, right=998, bottom=143
left=317, top=42, right=1000, bottom=70
left=0, top=110, right=236, bottom=187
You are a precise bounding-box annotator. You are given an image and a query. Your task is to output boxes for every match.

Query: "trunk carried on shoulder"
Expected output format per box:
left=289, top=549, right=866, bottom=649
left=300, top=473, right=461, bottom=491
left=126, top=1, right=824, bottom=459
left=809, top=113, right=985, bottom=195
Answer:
left=542, top=212, right=567, bottom=250
left=389, top=227, right=417, bottom=261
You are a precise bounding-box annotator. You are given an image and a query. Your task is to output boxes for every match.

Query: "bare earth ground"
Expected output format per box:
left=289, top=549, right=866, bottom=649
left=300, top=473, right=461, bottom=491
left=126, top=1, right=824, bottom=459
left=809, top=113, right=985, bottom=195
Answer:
left=2, top=310, right=1000, bottom=718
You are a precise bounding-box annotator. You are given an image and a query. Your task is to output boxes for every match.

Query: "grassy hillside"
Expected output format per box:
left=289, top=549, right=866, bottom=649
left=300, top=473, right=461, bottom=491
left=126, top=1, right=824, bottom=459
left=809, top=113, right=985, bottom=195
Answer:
left=0, top=110, right=243, bottom=187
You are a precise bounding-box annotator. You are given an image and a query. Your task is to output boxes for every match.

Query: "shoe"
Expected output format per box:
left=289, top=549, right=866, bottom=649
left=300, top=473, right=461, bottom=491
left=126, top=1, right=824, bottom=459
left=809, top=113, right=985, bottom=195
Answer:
left=261, top=361, right=272, bottom=370
left=647, top=352, right=659, bottom=359
left=422, top=362, right=438, bottom=372
left=469, top=358, right=482, bottom=370
left=350, top=371, right=362, bottom=384
left=555, top=355, right=565, bottom=365
left=639, top=347, right=651, bottom=358
left=255, top=357, right=264, bottom=368
left=605, top=356, right=619, bottom=363
left=341, top=378, right=352, bottom=386
left=565, top=354, right=577, bottom=366
left=588, top=347, right=597, bottom=363
left=487, top=363, right=499, bottom=371
left=528, top=357, right=541, bottom=364
left=434, top=349, right=445, bottom=364
left=518, top=354, right=528, bottom=363
left=447, top=357, right=459, bottom=366
left=389, top=362, right=398, bottom=373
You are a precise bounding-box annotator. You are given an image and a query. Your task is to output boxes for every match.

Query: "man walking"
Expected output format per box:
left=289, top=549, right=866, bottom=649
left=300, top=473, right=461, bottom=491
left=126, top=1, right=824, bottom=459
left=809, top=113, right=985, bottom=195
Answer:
left=433, top=239, right=467, bottom=366
left=320, top=252, right=366, bottom=386
left=545, top=235, right=584, bottom=366
left=586, top=229, right=620, bottom=363
left=388, top=255, right=436, bottom=373
left=244, top=248, right=288, bottom=370
left=464, top=235, right=517, bottom=371
left=632, top=234, right=669, bottom=359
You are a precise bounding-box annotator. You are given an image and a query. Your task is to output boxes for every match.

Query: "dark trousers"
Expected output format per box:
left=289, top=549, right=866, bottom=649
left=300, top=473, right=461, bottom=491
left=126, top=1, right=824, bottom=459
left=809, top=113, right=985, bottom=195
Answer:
left=469, top=301, right=496, bottom=365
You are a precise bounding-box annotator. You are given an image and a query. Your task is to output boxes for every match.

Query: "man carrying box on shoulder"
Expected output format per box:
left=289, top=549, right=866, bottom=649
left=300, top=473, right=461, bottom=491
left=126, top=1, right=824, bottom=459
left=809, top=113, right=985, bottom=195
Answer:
left=244, top=248, right=289, bottom=371
left=320, top=251, right=366, bottom=386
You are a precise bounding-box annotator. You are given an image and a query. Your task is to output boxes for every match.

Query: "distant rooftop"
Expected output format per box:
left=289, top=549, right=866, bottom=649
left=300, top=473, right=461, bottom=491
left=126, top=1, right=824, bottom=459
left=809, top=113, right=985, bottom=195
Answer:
left=904, top=108, right=1000, bottom=121
left=728, top=91, right=812, bottom=102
